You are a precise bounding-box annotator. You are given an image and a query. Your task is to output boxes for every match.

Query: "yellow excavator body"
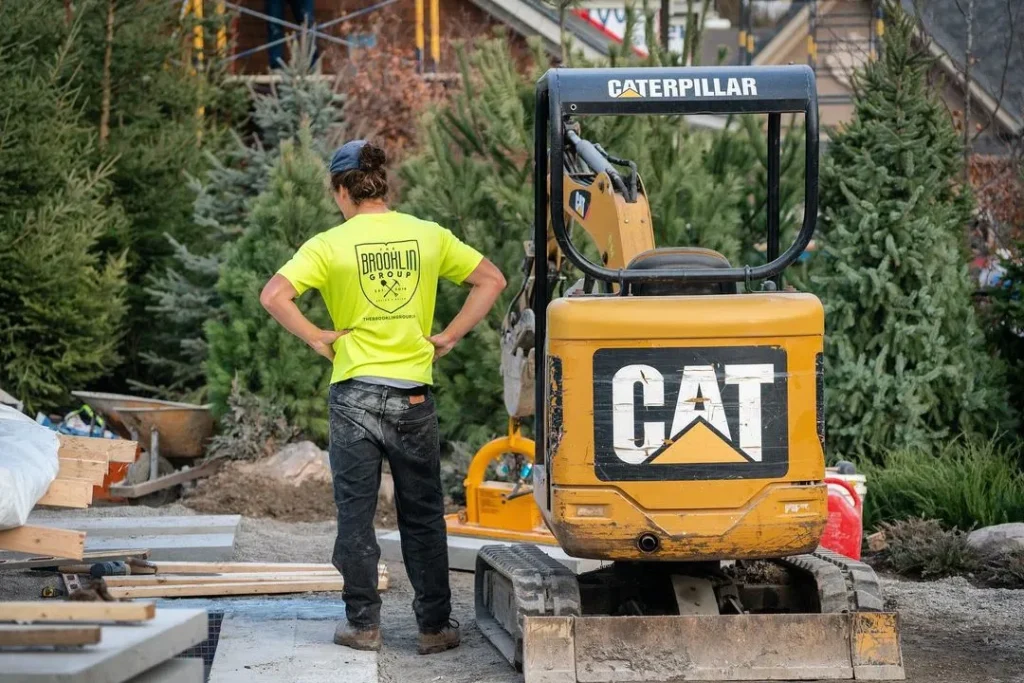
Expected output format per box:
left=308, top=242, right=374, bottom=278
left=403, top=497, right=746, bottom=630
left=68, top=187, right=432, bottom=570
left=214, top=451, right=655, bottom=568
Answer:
left=468, top=64, right=904, bottom=683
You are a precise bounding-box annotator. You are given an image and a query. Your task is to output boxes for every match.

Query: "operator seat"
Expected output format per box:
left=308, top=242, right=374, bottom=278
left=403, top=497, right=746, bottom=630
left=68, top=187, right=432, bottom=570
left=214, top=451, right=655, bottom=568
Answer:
left=626, top=247, right=738, bottom=296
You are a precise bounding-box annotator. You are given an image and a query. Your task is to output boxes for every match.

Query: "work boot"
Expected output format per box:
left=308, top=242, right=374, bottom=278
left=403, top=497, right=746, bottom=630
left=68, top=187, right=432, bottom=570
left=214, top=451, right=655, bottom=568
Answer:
left=417, top=619, right=460, bottom=655
left=334, top=622, right=382, bottom=651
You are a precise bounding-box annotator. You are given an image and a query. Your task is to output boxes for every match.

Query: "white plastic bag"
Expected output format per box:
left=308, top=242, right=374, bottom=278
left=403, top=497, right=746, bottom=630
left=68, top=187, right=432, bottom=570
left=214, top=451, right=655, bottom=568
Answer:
left=0, top=405, right=60, bottom=529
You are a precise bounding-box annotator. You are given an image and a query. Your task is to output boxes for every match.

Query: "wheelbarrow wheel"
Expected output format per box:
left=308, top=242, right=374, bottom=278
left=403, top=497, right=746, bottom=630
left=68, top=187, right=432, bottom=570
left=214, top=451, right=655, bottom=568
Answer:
left=125, top=452, right=177, bottom=507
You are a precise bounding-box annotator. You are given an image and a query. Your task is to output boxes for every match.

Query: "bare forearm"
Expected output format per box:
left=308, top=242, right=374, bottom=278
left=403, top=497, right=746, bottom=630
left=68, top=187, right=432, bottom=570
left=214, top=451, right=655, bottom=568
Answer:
left=442, top=282, right=503, bottom=342
left=264, top=297, right=322, bottom=345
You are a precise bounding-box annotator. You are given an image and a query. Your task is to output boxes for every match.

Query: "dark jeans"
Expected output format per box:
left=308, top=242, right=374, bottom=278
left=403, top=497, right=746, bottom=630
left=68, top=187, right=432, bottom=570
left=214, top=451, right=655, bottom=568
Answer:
left=265, top=0, right=317, bottom=68
left=328, top=380, right=451, bottom=632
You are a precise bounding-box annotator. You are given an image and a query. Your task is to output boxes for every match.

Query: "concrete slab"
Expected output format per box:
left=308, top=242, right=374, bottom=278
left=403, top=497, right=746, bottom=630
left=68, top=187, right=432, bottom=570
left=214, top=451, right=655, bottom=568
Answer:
left=378, top=530, right=608, bottom=574
left=0, top=609, right=207, bottom=683
left=209, top=616, right=376, bottom=683
left=31, top=516, right=241, bottom=539
left=126, top=658, right=203, bottom=683
left=84, top=534, right=236, bottom=562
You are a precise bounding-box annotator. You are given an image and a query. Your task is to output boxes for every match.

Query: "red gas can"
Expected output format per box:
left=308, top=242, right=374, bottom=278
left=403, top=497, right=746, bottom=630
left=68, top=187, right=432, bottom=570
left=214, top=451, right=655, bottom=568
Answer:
left=820, top=477, right=863, bottom=560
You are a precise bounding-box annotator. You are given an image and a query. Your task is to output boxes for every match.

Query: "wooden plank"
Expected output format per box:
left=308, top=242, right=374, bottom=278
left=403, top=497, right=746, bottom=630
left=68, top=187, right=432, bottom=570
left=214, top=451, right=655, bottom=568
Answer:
left=57, top=458, right=108, bottom=485
left=36, top=479, right=93, bottom=508
left=0, top=526, right=85, bottom=560
left=0, top=624, right=101, bottom=647
left=0, top=549, right=148, bottom=571
left=107, top=579, right=346, bottom=599
left=107, top=457, right=223, bottom=498
left=0, top=601, right=155, bottom=623
left=103, top=571, right=342, bottom=587
left=149, top=561, right=339, bottom=574
left=58, top=434, right=138, bottom=463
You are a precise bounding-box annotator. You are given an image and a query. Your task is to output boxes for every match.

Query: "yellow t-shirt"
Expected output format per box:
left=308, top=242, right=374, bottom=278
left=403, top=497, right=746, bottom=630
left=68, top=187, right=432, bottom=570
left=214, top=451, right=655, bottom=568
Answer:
left=277, top=211, right=484, bottom=386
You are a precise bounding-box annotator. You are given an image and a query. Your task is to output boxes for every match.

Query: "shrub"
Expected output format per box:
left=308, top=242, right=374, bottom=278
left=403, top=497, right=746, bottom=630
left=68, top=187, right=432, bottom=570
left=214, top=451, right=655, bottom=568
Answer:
left=861, top=438, right=1024, bottom=530
left=206, top=378, right=298, bottom=461
left=975, top=548, right=1024, bottom=589
left=876, top=518, right=978, bottom=579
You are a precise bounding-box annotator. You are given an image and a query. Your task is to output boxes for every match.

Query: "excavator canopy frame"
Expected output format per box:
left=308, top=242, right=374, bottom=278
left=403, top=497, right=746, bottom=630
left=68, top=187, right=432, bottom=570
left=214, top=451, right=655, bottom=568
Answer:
left=534, top=64, right=819, bottom=289
left=531, top=65, right=820, bottom=467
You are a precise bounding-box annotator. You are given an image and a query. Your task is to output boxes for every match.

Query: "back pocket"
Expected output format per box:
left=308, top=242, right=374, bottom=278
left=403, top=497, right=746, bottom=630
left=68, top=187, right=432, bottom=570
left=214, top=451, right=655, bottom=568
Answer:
left=397, top=411, right=439, bottom=460
left=329, top=405, right=368, bottom=448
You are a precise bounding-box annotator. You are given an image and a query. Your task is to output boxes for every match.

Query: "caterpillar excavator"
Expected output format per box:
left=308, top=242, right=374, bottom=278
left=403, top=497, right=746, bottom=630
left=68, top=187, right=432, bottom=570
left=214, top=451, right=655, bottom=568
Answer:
left=471, top=65, right=905, bottom=682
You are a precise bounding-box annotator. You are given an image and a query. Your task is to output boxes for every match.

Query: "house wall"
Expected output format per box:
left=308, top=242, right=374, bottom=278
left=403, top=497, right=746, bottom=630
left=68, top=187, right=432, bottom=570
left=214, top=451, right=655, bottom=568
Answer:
left=227, top=0, right=529, bottom=74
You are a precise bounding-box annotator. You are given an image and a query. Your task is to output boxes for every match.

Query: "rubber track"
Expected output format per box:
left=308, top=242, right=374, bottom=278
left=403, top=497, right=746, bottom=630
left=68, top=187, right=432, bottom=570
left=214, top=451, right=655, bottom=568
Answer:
left=776, top=548, right=885, bottom=614
left=775, top=552, right=851, bottom=613
left=475, top=544, right=581, bottom=667
left=811, top=547, right=885, bottom=612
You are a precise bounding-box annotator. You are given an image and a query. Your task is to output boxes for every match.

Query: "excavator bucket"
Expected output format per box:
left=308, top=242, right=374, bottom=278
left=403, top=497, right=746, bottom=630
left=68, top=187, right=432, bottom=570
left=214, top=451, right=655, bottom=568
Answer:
left=522, top=613, right=904, bottom=682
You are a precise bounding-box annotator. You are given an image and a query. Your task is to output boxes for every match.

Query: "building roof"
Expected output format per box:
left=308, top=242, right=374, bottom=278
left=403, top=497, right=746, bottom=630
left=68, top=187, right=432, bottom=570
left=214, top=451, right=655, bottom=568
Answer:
left=901, top=0, right=1024, bottom=131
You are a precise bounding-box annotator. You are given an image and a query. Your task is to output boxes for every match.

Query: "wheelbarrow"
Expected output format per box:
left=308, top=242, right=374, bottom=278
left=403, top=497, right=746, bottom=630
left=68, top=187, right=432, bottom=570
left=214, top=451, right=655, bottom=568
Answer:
left=71, top=392, right=220, bottom=506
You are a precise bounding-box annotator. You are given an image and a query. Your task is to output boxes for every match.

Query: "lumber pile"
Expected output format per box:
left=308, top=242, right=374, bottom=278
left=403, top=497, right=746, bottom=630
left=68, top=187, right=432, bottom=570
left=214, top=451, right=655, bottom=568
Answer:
left=39, top=435, right=138, bottom=509
left=0, top=601, right=206, bottom=683
left=70, top=561, right=389, bottom=599
left=0, top=436, right=137, bottom=562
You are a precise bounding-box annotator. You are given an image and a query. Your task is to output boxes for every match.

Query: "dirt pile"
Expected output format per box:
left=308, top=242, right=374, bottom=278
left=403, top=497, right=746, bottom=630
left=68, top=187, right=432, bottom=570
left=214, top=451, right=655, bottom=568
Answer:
left=185, top=459, right=337, bottom=522
left=184, top=455, right=398, bottom=527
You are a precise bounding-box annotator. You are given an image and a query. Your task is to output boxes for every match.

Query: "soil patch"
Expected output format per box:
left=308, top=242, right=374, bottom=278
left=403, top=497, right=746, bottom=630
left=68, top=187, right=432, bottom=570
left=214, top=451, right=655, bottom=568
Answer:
left=183, top=460, right=397, bottom=527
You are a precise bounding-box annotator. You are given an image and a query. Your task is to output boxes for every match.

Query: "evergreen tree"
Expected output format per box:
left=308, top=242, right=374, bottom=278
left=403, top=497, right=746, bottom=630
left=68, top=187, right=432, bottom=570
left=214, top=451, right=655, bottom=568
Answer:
left=204, top=130, right=338, bottom=440
left=0, top=5, right=127, bottom=412
left=986, top=239, right=1024, bottom=432
left=146, top=42, right=342, bottom=397
left=812, top=3, right=1009, bottom=461
left=60, top=0, right=231, bottom=389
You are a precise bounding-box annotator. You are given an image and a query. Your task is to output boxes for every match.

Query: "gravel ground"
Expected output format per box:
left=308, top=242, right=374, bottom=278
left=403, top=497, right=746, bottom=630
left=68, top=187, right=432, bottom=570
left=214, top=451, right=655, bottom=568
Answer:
left=2, top=506, right=1022, bottom=682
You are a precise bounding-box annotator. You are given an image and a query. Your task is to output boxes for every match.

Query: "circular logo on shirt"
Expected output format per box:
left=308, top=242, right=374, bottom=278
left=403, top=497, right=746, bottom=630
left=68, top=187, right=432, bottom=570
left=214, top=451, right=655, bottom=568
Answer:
left=355, top=240, right=421, bottom=314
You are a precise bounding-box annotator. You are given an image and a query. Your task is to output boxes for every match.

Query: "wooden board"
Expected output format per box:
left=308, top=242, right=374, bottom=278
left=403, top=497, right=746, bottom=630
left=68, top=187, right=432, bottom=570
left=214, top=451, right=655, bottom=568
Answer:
left=149, top=561, right=340, bottom=574
left=36, top=479, right=93, bottom=508
left=57, top=458, right=108, bottom=485
left=0, top=624, right=101, bottom=647
left=107, top=578, right=347, bottom=599
left=0, top=526, right=85, bottom=560
left=0, top=549, right=148, bottom=571
left=103, top=571, right=341, bottom=587
left=107, top=457, right=223, bottom=498
left=58, top=434, right=138, bottom=463
left=0, top=601, right=155, bottom=623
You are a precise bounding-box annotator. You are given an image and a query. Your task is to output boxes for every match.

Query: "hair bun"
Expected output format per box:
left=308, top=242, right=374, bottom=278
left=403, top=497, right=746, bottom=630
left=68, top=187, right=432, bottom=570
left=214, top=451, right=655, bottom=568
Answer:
left=358, top=143, right=387, bottom=172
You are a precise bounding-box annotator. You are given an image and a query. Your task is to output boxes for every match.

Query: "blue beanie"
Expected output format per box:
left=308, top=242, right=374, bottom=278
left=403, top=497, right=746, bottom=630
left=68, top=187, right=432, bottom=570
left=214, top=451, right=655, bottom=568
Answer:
left=329, top=140, right=368, bottom=175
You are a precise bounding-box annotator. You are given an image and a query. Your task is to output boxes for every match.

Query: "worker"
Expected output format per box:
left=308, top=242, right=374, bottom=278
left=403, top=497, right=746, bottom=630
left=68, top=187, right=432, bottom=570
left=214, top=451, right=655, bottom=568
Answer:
left=259, top=140, right=506, bottom=654
left=266, top=0, right=318, bottom=68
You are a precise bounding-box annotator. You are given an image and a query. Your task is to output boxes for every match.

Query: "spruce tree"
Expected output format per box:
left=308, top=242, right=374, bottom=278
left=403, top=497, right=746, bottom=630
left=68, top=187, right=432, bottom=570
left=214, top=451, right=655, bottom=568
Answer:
left=812, top=4, right=1008, bottom=460
left=146, top=43, right=342, bottom=396
left=53, top=0, right=231, bottom=389
left=0, top=4, right=127, bottom=412
left=204, top=130, right=338, bottom=440
left=987, top=240, right=1024, bottom=431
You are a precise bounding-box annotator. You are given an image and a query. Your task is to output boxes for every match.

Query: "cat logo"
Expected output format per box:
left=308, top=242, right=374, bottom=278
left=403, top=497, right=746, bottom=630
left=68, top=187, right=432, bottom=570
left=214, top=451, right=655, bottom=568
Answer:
left=592, top=346, right=789, bottom=481
left=569, top=189, right=591, bottom=219
left=355, top=240, right=421, bottom=314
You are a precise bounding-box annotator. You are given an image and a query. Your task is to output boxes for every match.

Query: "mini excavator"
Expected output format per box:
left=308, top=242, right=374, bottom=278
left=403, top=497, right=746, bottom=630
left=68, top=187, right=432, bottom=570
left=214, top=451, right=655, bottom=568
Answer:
left=466, top=65, right=905, bottom=682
